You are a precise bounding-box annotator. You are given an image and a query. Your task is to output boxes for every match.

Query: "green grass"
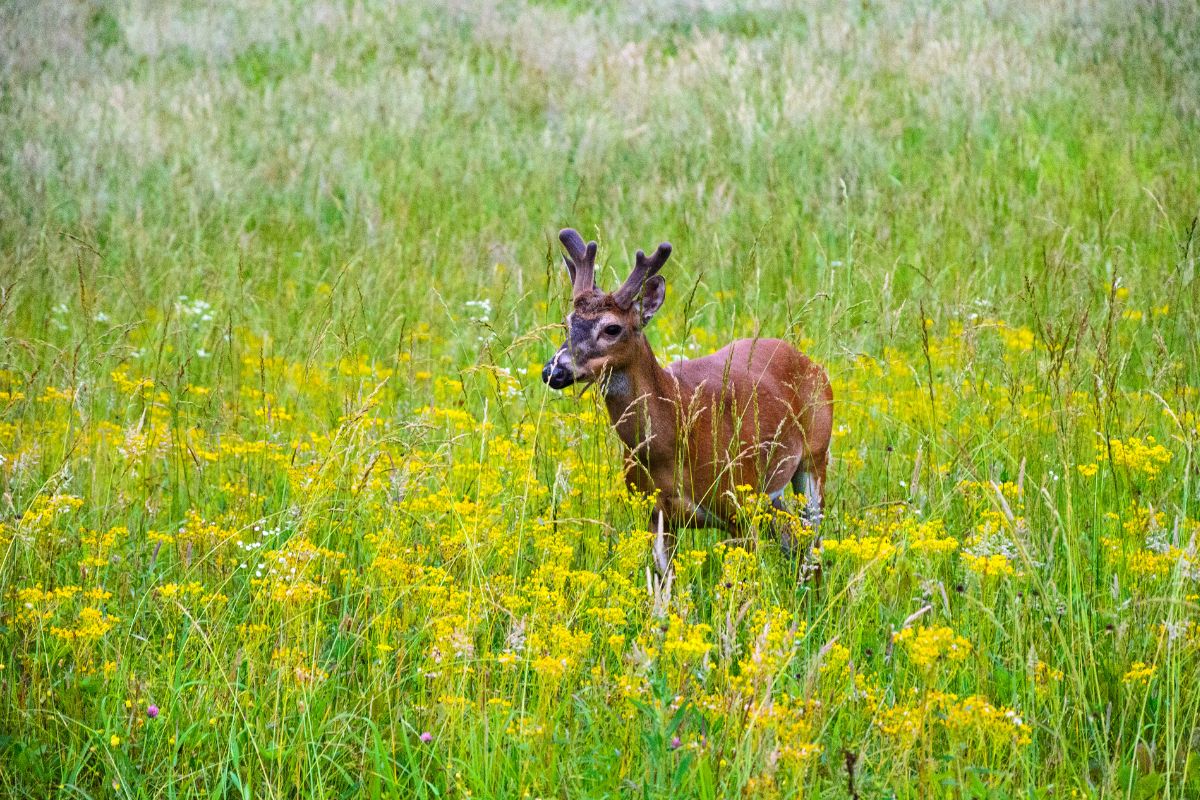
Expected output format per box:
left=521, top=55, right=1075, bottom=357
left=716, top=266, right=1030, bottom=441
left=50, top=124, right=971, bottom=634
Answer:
left=1, top=0, right=1199, bottom=797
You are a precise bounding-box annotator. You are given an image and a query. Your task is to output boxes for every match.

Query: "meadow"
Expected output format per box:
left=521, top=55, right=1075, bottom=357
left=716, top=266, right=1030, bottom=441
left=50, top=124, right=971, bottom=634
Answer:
left=2, top=0, right=1200, bottom=796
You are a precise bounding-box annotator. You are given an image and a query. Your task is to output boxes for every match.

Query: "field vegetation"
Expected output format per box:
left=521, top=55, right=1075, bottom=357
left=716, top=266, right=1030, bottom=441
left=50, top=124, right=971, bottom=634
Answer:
left=2, top=0, right=1200, bottom=796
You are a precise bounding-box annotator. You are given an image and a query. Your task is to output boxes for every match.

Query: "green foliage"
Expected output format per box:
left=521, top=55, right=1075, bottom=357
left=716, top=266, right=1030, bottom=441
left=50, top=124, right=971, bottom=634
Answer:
left=1, top=0, right=1199, bottom=797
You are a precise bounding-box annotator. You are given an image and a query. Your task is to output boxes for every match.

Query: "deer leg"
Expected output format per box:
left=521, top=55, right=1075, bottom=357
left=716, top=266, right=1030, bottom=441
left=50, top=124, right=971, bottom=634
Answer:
left=772, top=495, right=799, bottom=558
left=785, top=454, right=826, bottom=579
left=650, top=506, right=677, bottom=576
left=787, top=454, right=827, bottom=585
left=791, top=453, right=826, bottom=531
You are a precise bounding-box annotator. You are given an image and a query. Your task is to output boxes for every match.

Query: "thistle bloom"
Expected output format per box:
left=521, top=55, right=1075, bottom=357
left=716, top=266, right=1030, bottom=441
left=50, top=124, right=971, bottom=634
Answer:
left=147, top=704, right=159, bottom=719
left=419, top=731, right=433, bottom=743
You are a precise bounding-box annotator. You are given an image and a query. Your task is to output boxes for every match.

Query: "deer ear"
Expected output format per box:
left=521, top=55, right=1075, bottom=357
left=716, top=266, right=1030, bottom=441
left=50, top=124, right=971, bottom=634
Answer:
left=638, top=275, right=666, bottom=324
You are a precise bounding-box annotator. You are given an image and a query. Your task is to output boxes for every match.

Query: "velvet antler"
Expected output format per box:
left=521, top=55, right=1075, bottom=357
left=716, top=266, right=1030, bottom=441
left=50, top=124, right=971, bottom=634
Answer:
left=613, top=242, right=672, bottom=309
left=559, top=228, right=598, bottom=300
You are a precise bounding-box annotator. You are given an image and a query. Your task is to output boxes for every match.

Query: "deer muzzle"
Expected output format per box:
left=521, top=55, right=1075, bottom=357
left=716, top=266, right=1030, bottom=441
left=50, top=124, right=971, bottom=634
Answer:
left=542, top=345, right=577, bottom=390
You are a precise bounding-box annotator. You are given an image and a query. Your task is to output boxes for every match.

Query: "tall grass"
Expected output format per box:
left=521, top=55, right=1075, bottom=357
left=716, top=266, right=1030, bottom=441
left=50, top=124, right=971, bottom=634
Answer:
left=1, top=0, right=1199, bottom=796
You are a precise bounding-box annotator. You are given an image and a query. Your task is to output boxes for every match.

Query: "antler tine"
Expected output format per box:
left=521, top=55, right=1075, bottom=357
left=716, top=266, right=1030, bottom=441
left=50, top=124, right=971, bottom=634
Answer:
left=614, top=241, right=672, bottom=309
left=559, top=228, right=597, bottom=299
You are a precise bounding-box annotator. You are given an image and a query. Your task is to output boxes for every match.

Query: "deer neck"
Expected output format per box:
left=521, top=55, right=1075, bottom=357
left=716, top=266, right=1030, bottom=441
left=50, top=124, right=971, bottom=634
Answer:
left=601, top=335, right=677, bottom=462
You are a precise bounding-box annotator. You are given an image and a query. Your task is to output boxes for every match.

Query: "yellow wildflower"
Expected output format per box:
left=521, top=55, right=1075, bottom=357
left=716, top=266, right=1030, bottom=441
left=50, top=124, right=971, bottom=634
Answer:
left=1123, top=662, right=1155, bottom=685
left=893, top=625, right=972, bottom=671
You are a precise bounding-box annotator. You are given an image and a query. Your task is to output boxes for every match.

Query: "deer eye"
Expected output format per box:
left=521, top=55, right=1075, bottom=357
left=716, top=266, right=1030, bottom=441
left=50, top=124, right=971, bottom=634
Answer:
left=602, top=324, right=623, bottom=337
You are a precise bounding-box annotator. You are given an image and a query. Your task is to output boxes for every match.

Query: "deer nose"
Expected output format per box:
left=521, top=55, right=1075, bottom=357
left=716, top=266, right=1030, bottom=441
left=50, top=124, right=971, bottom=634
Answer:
left=542, top=360, right=575, bottom=390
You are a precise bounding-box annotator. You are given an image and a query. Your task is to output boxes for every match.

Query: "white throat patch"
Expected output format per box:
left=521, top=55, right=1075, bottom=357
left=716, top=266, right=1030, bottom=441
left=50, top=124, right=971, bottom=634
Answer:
left=602, top=370, right=631, bottom=398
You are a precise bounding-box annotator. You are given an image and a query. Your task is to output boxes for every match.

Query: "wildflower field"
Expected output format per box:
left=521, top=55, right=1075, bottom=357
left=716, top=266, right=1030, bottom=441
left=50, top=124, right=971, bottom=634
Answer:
left=2, top=1, right=1200, bottom=797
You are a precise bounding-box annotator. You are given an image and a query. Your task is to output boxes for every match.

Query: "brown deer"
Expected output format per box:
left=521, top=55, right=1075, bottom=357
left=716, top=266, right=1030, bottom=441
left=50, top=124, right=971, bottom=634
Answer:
left=542, top=228, right=833, bottom=574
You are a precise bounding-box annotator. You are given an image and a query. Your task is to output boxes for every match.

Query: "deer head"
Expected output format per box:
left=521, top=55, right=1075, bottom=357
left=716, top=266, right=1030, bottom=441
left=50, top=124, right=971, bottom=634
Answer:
left=542, top=228, right=672, bottom=390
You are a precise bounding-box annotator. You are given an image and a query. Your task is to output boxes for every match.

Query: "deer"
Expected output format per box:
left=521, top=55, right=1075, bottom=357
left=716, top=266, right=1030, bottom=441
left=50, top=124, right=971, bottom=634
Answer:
left=541, top=228, right=833, bottom=575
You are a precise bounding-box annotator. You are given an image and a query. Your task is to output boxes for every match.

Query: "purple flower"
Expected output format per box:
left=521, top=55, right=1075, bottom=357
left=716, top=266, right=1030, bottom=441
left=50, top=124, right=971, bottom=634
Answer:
left=670, top=736, right=681, bottom=750
left=147, top=704, right=159, bottom=719
left=419, top=731, right=433, bottom=743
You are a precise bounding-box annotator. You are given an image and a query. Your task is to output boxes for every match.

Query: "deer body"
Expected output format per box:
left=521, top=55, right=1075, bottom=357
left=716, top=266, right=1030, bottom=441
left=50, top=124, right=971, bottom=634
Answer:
left=543, top=229, right=832, bottom=573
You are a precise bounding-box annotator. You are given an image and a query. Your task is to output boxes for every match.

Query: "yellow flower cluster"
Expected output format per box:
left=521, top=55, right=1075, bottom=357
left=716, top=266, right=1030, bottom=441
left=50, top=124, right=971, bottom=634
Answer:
left=957, top=480, right=1022, bottom=509
left=1099, top=503, right=1199, bottom=580
left=528, top=625, right=593, bottom=683
left=11, top=584, right=115, bottom=634
left=819, top=535, right=897, bottom=563
left=110, top=368, right=156, bottom=398
left=713, top=544, right=760, bottom=602
left=819, top=642, right=852, bottom=682
left=251, top=536, right=345, bottom=607
left=1100, top=436, right=1172, bottom=478
left=1130, top=546, right=1194, bottom=578
left=15, top=494, right=84, bottom=533
left=49, top=607, right=119, bottom=643
left=893, top=625, right=972, bottom=671
left=661, top=615, right=714, bottom=663
left=13, top=584, right=80, bottom=624
left=907, top=519, right=960, bottom=556
left=1033, top=660, right=1064, bottom=688
left=944, top=695, right=1033, bottom=747
left=728, top=607, right=805, bottom=697
left=873, top=697, right=925, bottom=740
left=1122, top=662, right=1156, bottom=685
left=1107, top=502, right=1167, bottom=538
left=819, top=511, right=959, bottom=566
left=155, top=582, right=229, bottom=610
left=873, top=689, right=1031, bottom=750
left=751, top=695, right=824, bottom=769
left=995, top=321, right=1036, bottom=352
left=80, top=526, right=126, bottom=569
left=962, top=552, right=1018, bottom=578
